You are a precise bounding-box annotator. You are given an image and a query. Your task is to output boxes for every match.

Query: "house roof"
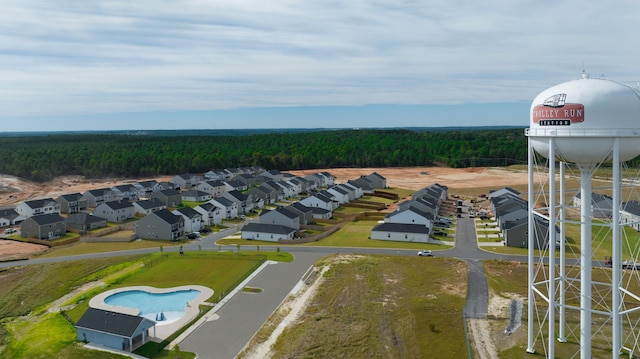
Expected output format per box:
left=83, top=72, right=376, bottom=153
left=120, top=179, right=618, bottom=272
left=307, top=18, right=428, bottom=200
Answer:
left=158, top=189, right=181, bottom=196
left=372, top=222, right=429, bottom=234
left=57, top=193, right=84, bottom=202
left=134, top=198, right=165, bottom=210
left=23, top=198, right=58, bottom=209
left=241, top=222, right=297, bottom=235
left=212, top=197, right=235, bottom=207
left=112, top=184, right=136, bottom=192
left=182, top=190, right=210, bottom=198
left=366, top=172, right=386, bottom=180
left=27, top=213, right=65, bottom=225
left=66, top=213, right=107, bottom=225
left=86, top=188, right=114, bottom=196
left=623, top=201, right=640, bottom=216
left=76, top=308, right=154, bottom=338
left=174, top=206, right=201, bottom=219
left=100, top=200, right=134, bottom=210
left=153, top=209, right=184, bottom=225
left=203, top=180, right=226, bottom=187
left=0, top=208, right=19, bottom=220
left=195, top=202, right=218, bottom=212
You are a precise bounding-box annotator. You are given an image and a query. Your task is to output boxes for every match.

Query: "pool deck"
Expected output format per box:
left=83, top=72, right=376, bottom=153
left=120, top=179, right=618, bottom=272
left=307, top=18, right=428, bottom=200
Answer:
left=89, top=285, right=214, bottom=340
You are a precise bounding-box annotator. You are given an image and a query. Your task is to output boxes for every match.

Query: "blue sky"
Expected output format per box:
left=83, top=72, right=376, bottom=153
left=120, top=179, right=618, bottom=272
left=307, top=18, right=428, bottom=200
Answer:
left=1, top=1, right=639, bottom=131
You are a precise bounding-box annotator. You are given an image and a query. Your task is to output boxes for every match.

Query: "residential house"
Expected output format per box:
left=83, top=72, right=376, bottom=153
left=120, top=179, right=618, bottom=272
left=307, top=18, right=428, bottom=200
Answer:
left=240, top=222, right=296, bottom=242
left=93, top=201, right=135, bottom=223
left=622, top=201, right=640, bottom=232
left=150, top=189, right=182, bottom=207
left=363, top=172, right=386, bottom=189
left=287, top=202, right=314, bottom=225
left=135, top=209, right=185, bottom=241
left=20, top=213, right=66, bottom=239
left=82, top=188, right=118, bottom=208
left=348, top=177, right=375, bottom=194
left=260, top=169, right=284, bottom=181
left=310, top=207, right=332, bottom=220
left=133, top=180, right=161, bottom=195
left=326, top=186, right=350, bottom=204
left=573, top=192, right=614, bottom=218
left=195, top=180, right=227, bottom=197
left=276, top=181, right=296, bottom=198
left=384, top=206, right=433, bottom=230
left=221, top=190, right=252, bottom=214
left=258, top=207, right=300, bottom=230
left=16, top=198, right=61, bottom=218
left=66, top=213, right=107, bottom=232
left=181, top=190, right=212, bottom=203
left=224, top=179, right=248, bottom=192
left=370, top=222, right=430, bottom=243
left=75, top=308, right=155, bottom=352
left=503, top=213, right=556, bottom=249
left=171, top=173, right=202, bottom=189
left=209, top=197, right=238, bottom=219
left=231, top=173, right=256, bottom=188
left=194, top=202, right=223, bottom=226
left=299, top=193, right=336, bottom=212
left=172, top=207, right=203, bottom=233
left=133, top=198, right=166, bottom=216
left=55, top=193, right=89, bottom=214
left=247, top=185, right=277, bottom=205
left=204, top=169, right=228, bottom=181
left=0, top=208, right=22, bottom=227
left=111, top=184, right=140, bottom=201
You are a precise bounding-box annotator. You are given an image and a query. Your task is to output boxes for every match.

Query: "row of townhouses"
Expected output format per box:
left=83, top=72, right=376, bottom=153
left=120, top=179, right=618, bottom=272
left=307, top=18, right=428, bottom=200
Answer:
left=1, top=168, right=390, bottom=242
left=239, top=172, right=388, bottom=242
left=370, top=183, right=448, bottom=243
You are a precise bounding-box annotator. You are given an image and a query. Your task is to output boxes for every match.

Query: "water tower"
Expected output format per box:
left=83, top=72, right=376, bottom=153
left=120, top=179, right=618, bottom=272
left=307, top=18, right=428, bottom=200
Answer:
left=526, top=74, right=640, bottom=358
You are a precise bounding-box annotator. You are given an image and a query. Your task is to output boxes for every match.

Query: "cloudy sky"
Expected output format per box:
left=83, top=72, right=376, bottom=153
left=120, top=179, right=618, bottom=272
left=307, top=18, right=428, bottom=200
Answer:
left=2, top=1, right=639, bottom=131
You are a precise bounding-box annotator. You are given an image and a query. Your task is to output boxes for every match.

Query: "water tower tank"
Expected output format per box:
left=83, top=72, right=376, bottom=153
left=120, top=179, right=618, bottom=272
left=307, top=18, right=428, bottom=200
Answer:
left=528, top=76, right=640, bottom=164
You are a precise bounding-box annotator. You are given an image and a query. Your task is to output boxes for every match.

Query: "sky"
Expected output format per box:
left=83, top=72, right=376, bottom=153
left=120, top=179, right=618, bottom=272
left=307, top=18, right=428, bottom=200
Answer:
left=1, top=1, right=639, bottom=132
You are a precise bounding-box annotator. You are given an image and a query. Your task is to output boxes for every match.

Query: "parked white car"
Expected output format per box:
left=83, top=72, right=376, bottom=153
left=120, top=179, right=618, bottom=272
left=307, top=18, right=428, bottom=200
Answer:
left=417, top=250, right=433, bottom=257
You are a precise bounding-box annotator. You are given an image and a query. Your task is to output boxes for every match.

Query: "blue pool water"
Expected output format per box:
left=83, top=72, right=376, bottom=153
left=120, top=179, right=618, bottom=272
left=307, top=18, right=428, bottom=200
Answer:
left=105, top=289, right=200, bottom=323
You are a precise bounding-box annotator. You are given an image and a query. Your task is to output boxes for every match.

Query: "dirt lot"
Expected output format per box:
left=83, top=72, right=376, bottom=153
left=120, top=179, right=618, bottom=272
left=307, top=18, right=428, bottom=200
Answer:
left=0, top=166, right=527, bottom=259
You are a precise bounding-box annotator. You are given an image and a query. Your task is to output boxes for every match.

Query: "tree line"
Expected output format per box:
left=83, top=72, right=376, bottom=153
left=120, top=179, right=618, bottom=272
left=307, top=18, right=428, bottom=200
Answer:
left=0, top=128, right=529, bottom=182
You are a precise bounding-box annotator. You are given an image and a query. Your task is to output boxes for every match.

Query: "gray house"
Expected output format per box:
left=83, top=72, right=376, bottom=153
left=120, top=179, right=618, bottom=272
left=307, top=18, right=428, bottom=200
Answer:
left=150, top=189, right=182, bottom=208
left=82, top=188, right=118, bottom=208
left=93, top=200, right=135, bottom=223
left=135, top=209, right=185, bottom=241
left=133, top=198, right=166, bottom=215
left=195, top=180, right=227, bottom=197
left=20, top=213, right=66, bottom=239
left=66, top=213, right=107, bottom=232
left=75, top=308, right=155, bottom=352
left=259, top=207, right=300, bottom=230
left=55, top=193, right=89, bottom=214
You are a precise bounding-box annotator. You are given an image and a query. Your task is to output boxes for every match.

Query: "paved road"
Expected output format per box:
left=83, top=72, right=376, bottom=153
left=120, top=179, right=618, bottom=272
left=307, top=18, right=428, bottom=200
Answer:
left=179, top=251, right=327, bottom=359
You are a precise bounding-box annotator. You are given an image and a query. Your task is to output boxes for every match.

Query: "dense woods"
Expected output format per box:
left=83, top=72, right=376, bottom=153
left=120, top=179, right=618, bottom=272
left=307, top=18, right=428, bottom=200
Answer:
left=0, top=128, right=528, bottom=182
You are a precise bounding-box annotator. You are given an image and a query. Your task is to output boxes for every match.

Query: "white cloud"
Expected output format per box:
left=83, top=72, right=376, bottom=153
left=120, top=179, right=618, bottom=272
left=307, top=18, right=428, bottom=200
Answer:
left=0, top=0, right=638, bottom=120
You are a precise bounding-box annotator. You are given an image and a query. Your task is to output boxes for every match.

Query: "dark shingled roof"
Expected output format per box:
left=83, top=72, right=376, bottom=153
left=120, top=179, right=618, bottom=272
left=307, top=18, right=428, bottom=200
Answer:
left=76, top=308, right=154, bottom=337
left=371, top=222, right=429, bottom=234
left=241, top=222, right=297, bottom=235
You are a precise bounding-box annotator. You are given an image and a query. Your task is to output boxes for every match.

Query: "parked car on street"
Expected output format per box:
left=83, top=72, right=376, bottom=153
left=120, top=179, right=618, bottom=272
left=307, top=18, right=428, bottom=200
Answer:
left=417, top=250, right=433, bottom=257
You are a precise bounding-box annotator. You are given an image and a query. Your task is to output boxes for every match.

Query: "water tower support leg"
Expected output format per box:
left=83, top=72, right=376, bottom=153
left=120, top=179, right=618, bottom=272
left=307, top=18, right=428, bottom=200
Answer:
left=548, top=139, right=556, bottom=358
left=527, top=137, right=535, bottom=354
left=558, top=162, right=567, bottom=343
left=579, top=163, right=593, bottom=359
left=612, top=138, right=621, bottom=358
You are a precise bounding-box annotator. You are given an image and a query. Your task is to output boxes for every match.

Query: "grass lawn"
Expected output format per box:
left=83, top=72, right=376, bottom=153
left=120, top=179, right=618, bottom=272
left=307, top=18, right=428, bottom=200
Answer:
left=35, top=240, right=182, bottom=258
left=302, top=220, right=452, bottom=250
left=266, top=255, right=468, bottom=358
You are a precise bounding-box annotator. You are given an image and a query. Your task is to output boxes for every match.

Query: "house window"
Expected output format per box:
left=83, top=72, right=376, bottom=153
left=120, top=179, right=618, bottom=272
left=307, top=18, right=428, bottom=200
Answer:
left=388, top=233, right=391, bottom=238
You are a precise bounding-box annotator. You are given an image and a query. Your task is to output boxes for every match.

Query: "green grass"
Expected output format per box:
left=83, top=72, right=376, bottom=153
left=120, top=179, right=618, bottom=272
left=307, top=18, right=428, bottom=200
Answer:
left=266, top=255, right=468, bottom=359
left=302, top=220, right=452, bottom=250
left=35, top=240, right=182, bottom=258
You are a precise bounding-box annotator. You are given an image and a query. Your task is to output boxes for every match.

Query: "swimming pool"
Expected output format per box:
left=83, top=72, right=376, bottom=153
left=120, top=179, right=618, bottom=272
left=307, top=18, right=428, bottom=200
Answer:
left=104, top=289, right=201, bottom=323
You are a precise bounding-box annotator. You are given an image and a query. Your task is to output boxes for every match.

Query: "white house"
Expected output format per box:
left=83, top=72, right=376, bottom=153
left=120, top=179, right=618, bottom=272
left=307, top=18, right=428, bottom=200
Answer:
left=209, top=197, right=238, bottom=219
left=194, top=202, right=223, bottom=226
left=16, top=198, right=61, bottom=218
left=370, top=223, right=430, bottom=243
left=172, top=207, right=203, bottom=233
left=93, top=201, right=135, bottom=223
left=241, top=223, right=296, bottom=242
